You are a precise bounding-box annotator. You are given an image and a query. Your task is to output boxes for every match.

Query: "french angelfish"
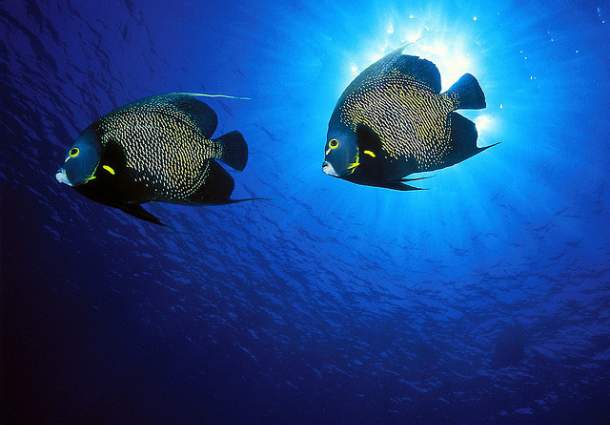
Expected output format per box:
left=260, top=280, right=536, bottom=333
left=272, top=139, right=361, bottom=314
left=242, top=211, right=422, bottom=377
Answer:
left=322, top=46, right=498, bottom=190
left=56, top=93, right=250, bottom=224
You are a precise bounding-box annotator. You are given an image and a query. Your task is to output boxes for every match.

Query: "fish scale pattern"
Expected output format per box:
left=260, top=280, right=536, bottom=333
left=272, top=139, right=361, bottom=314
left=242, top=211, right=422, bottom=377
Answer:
left=339, top=69, right=456, bottom=176
left=95, top=98, right=222, bottom=202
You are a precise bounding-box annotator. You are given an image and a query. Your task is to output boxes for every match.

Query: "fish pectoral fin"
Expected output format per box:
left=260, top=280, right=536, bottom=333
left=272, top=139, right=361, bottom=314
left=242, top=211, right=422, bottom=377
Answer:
left=401, top=175, right=433, bottom=182
left=119, top=203, right=164, bottom=226
left=347, top=175, right=426, bottom=191
left=354, top=124, right=386, bottom=180
left=356, top=124, right=382, bottom=153
left=379, top=180, right=426, bottom=191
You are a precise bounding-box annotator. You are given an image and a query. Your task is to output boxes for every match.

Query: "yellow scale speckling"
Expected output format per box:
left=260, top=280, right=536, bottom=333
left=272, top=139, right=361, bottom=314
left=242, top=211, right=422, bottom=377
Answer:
left=97, top=97, right=222, bottom=202
left=340, top=68, right=459, bottom=174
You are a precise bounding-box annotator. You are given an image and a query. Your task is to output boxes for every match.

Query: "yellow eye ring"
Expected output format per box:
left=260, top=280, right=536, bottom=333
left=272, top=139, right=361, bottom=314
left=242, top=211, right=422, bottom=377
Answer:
left=69, top=147, right=80, bottom=158
left=329, top=139, right=339, bottom=150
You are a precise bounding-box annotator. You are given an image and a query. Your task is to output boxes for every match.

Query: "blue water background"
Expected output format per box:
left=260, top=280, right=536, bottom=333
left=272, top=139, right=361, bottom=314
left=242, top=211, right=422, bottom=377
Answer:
left=1, top=1, right=609, bottom=424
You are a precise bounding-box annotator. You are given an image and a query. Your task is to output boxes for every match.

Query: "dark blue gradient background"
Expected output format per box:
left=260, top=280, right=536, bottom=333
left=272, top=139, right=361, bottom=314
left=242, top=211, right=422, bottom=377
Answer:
left=1, top=1, right=609, bottom=424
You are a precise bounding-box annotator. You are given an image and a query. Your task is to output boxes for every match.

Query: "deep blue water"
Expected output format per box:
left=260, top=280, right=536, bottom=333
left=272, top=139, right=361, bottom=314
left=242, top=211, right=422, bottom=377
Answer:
left=1, top=1, right=610, bottom=424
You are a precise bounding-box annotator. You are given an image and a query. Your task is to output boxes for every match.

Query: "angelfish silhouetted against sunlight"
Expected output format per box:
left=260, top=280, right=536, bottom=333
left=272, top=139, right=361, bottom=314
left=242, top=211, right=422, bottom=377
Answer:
left=322, top=46, right=498, bottom=191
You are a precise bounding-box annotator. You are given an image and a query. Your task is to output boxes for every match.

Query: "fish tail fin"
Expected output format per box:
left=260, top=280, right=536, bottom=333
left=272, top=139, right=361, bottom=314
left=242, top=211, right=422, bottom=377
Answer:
left=215, top=131, right=248, bottom=171
left=445, top=73, right=486, bottom=110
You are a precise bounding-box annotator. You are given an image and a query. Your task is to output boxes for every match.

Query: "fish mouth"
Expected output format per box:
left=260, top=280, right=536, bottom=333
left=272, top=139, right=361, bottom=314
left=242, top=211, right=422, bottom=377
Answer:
left=322, top=161, right=339, bottom=177
left=322, top=160, right=360, bottom=178
left=55, top=168, right=72, bottom=186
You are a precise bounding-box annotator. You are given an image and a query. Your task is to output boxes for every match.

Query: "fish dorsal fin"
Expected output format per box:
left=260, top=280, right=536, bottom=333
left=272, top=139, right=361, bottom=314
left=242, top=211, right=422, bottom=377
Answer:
left=162, top=94, right=218, bottom=138
left=151, top=94, right=218, bottom=138
left=385, top=51, right=441, bottom=93
left=106, top=94, right=219, bottom=138
left=361, top=47, right=441, bottom=93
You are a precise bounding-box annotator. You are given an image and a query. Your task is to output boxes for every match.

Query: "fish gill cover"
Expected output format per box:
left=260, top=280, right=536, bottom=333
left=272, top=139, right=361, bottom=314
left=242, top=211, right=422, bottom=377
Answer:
left=1, top=1, right=609, bottom=425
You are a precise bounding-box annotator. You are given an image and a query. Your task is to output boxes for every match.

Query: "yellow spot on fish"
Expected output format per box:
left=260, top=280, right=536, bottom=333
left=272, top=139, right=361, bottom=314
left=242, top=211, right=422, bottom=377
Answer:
left=347, top=162, right=360, bottom=170
left=363, top=150, right=376, bottom=158
left=102, top=165, right=116, bottom=175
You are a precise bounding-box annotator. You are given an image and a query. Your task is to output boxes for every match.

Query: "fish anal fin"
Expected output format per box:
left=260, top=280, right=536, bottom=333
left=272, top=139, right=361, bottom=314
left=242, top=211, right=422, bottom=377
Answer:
left=445, top=113, right=498, bottom=167
left=119, top=203, right=164, bottom=225
left=188, top=161, right=235, bottom=204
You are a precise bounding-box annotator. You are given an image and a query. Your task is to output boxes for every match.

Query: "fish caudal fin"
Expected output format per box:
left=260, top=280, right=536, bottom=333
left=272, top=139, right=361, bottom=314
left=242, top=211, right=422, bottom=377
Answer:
left=216, top=131, right=248, bottom=171
left=446, top=73, right=486, bottom=110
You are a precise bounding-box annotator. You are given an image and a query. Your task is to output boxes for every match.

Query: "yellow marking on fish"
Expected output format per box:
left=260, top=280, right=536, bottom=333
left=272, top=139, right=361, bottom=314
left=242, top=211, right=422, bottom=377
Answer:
left=346, top=149, right=361, bottom=171
left=363, top=150, right=376, bottom=158
left=102, top=165, right=116, bottom=175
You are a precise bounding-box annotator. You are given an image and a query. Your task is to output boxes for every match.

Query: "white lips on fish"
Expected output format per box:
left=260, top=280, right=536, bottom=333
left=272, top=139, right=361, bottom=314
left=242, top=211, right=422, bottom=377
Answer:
left=322, top=161, right=339, bottom=177
left=55, top=169, right=72, bottom=186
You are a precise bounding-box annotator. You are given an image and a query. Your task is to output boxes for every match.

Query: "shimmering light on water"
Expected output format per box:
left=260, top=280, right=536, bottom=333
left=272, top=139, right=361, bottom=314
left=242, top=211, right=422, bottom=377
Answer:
left=474, top=114, right=494, bottom=134
left=347, top=10, right=481, bottom=91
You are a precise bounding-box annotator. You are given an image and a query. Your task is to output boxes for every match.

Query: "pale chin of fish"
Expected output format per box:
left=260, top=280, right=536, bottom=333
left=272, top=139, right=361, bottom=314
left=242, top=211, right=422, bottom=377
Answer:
left=55, top=169, right=72, bottom=186
left=322, top=161, right=339, bottom=177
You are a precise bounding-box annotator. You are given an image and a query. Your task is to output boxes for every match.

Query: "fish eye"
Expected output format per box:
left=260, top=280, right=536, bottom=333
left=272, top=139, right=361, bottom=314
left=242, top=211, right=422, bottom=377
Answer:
left=69, top=147, right=80, bottom=158
left=329, top=139, right=339, bottom=150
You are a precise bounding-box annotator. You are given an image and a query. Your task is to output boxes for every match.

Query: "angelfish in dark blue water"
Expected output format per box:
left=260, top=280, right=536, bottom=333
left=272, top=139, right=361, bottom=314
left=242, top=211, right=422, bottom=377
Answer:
left=322, top=46, right=498, bottom=190
left=56, top=93, right=250, bottom=225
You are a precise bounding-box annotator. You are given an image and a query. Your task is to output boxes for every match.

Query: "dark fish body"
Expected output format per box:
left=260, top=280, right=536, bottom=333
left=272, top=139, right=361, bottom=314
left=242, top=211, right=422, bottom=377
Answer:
left=323, top=47, right=494, bottom=190
left=57, top=93, right=248, bottom=224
